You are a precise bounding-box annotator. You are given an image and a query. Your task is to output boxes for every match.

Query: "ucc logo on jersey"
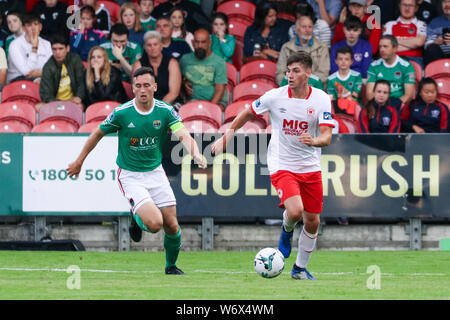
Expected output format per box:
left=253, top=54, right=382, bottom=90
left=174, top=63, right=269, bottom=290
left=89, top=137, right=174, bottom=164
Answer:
left=130, top=136, right=160, bottom=149
left=282, top=119, right=308, bottom=136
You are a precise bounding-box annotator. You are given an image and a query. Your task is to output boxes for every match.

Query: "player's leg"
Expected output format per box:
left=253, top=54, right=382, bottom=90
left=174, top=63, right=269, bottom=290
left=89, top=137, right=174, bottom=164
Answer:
left=161, top=205, right=184, bottom=275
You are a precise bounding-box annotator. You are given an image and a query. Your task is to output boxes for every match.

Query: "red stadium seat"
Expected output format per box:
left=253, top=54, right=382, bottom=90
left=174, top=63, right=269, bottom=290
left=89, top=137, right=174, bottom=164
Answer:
left=98, top=0, right=121, bottom=24
left=78, top=121, right=103, bottom=133
left=85, top=101, right=120, bottom=123
left=239, top=60, right=278, bottom=86
left=227, top=62, right=238, bottom=88
left=31, top=120, right=78, bottom=133
left=277, top=12, right=296, bottom=23
left=122, top=81, right=134, bottom=99
left=333, top=114, right=357, bottom=133
left=219, top=120, right=264, bottom=134
left=1, top=81, right=41, bottom=105
left=232, top=81, right=275, bottom=102
left=424, top=58, right=450, bottom=80
left=26, top=0, right=40, bottom=12
left=436, top=78, right=450, bottom=100
left=228, top=19, right=249, bottom=43
left=0, top=120, right=32, bottom=133
left=216, top=0, right=256, bottom=24
left=225, top=100, right=269, bottom=127
left=178, top=101, right=223, bottom=128
left=38, top=101, right=83, bottom=129
left=0, top=102, right=36, bottom=130
left=409, top=60, right=423, bottom=86
left=232, top=40, right=244, bottom=71
left=183, top=120, right=218, bottom=133
left=265, top=124, right=272, bottom=134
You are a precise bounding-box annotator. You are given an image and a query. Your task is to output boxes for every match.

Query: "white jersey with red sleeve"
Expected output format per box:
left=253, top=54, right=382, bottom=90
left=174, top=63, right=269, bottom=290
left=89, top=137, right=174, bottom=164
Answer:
left=251, top=86, right=335, bottom=175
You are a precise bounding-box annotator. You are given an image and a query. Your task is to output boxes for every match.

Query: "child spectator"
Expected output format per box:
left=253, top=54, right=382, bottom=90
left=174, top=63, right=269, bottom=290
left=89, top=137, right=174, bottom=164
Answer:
left=5, top=11, right=24, bottom=58
left=70, top=6, right=106, bottom=61
left=210, top=12, right=235, bottom=64
left=31, top=0, right=69, bottom=41
left=330, top=15, right=372, bottom=79
left=82, top=0, right=111, bottom=35
left=401, top=77, right=450, bottom=132
left=358, top=79, right=401, bottom=133
left=170, top=7, right=194, bottom=50
left=119, top=2, right=145, bottom=47
left=139, top=0, right=157, bottom=32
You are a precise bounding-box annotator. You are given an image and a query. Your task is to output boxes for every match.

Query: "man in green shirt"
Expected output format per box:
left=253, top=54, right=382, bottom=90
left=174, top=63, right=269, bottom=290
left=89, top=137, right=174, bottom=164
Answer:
left=100, top=23, right=143, bottom=83
left=366, top=35, right=416, bottom=106
left=67, top=67, right=206, bottom=275
left=180, top=29, right=228, bottom=110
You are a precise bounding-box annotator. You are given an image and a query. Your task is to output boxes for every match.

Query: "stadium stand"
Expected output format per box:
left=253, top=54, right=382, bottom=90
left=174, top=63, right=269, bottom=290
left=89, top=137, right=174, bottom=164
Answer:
left=0, top=120, right=32, bottom=133
left=424, top=59, right=450, bottom=80
left=228, top=19, right=250, bottom=43
left=265, top=124, right=272, bottom=134
left=232, top=80, right=276, bottom=102
left=1, top=81, right=41, bottom=105
left=436, top=78, right=450, bottom=101
left=239, top=60, right=278, bottom=87
left=38, top=101, right=83, bottom=130
left=122, top=81, right=134, bottom=100
left=231, top=40, right=245, bottom=71
left=98, top=0, right=121, bottom=24
left=183, top=119, right=218, bottom=133
left=225, top=100, right=269, bottom=127
left=277, top=12, right=296, bottom=23
left=178, top=101, right=223, bottom=129
left=226, top=62, right=239, bottom=89
left=78, top=121, right=103, bottom=133
left=216, top=0, right=256, bottom=24
left=410, top=60, right=423, bottom=87
left=85, top=101, right=120, bottom=123
left=31, top=120, right=78, bottom=133
left=0, top=102, right=36, bottom=132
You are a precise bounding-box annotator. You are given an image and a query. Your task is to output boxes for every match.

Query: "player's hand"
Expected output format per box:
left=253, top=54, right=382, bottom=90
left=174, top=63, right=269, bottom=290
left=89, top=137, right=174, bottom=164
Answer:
left=299, top=132, right=315, bottom=146
left=67, top=160, right=83, bottom=178
left=211, top=135, right=227, bottom=156
left=193, top=154, right=207, bottom=169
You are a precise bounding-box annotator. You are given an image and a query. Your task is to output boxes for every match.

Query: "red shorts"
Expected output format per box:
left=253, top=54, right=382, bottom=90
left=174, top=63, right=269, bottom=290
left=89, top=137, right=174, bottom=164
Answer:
left=270, top=170, right=323, bottom=213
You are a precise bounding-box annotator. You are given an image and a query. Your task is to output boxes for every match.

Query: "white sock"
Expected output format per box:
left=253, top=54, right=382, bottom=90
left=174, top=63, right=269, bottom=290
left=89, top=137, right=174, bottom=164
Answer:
left=296, top=226, right=318, bottom=268
left=282, top=210, right=297, bottom=233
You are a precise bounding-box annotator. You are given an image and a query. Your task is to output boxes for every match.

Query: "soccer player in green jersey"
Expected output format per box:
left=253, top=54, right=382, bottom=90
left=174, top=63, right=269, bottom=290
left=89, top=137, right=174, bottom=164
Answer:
left=67, top=67, right=206, bottom=275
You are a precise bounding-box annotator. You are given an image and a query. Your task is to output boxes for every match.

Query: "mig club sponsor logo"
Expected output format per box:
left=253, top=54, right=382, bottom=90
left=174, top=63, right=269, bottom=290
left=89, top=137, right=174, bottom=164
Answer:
left=282, top=119, right=309, bottom=136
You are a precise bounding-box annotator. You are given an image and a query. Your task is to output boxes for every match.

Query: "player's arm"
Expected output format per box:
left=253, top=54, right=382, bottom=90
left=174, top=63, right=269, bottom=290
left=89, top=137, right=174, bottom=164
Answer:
left=299, top=125, right=333, bottom=147
left=66, top=127, right=106, bottom=177
left=174, top=126, right=206, bottom=169
left=211, top=106, right=256, bottom=155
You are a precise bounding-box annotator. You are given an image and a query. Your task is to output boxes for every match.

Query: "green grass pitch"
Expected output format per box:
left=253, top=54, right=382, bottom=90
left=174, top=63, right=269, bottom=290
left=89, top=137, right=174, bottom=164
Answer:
left=0, top=250, right=449, bottom=300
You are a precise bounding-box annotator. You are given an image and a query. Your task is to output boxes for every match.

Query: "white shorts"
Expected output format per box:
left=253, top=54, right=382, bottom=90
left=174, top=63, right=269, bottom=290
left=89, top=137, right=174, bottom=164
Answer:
left=117, top=165, right=176, bottom=214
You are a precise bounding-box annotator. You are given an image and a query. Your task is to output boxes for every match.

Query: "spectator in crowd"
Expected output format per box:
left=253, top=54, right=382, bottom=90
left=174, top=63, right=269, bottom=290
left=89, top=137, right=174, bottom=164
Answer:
left=152, top=0, right=211, bottom=33
left=328, top=46, right=363, bottom=108
left=31, top=0, right=69, bottom=41
left=0, top=47, right=6, bottom=88
left=358, top=79, right=401, bottom=133
left=38, top=33, right=86, bottom=111
left=383, top=0, right=427, bottom=67
left=276, top=15, right=330, bottom=85
left=170, top=7, right=194, bottom=50
left=416, top=0, right=438, bottom=24
left=0, top=0, right=25, bottom=30
left=100, top=23, right=143, bottom=83
left=210, top=12, right=235, bottom=64
left=155, top=16, right=191, bottom=61
left=7, top=13, right=52, bottom=83
left=84, top=46, right=128, bottom=107
left=370, top=0, right=398, bottom=26
left=82, top=0, right=112, bottom=34
left=5, top=10, right=24, bottom=58
left=332, top=0, right=381, bottom=56
left=306, top=0, right=343, bottom=28
left=139, top=0, right=157, bottom=32
left=423, top=0, right=450, bottom=66
left=119, top=2, right=145, bottom=48
left=243, top=2, right=290, bottom=64
left=132, top=31, right=182, bottom=106
left=70, top=5, right=106, bottom=61
left=401, top=77, right=450, bottom=132
left=330, top=15, right=372, bottom=79
left=0, top=14, right=9, bottom=51
left=366, top=35, right=416, bottom=107
left=180, top=29, right=227, bottom=109
left=288, top=2, right=332, bottom=48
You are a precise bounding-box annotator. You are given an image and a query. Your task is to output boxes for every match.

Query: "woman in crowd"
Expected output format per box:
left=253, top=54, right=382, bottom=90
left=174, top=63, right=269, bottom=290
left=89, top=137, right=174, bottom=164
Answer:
left=119, top=2, right=145, bottom=47
left=170, top=6, right=194, bottom=50
left=243, top=2, right=289, bottom=63
left=132, top=31, right=182, bottom=106
left=210, top=12, right=235, bottom=63
left=84, top=46, right=128, bottom=107
left=358, top=79, right=400, bottom=133
left=401, top=77, right=450, bottom=133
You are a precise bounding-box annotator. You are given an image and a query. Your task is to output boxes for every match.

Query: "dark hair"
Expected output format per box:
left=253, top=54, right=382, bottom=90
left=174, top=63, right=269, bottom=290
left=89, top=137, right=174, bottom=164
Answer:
left=286, top=51, right=312, bottom=70
left=22, top=13, right=41, bottom=25
left=212, top=12, right=229, bottom=34
left=50, top=33, right=69, bottom=46
left=295, top=2, right=316, bottom=24
left=169, top=6, right=187, bottom=39
left=6, top=10, right=22, bottom=22
left=138, top=0, right=154, bottom=4
left=110, top=23, right=129, bottom=37
left=133, top=66, right=155, bottom=81
left=156, top=16, right=171, bottom=23
left=415, top=77, right=438, bottom=104
left=380, top=34, right=398, bottom=47
left=336, top=46, right=354, bottom=60
left=365, top=79, right=391, bottom=119
left=254, top=2, right=277, bottom=30
left=344, top=15, right=363, bottom=31
left=80, top=5, right=98, bottom=28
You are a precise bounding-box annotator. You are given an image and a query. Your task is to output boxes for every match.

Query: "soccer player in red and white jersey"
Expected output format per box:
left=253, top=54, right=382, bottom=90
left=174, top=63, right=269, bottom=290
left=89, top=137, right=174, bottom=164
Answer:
left=383, top=0, right=427, bottom=64
left=212, top=52, right=334, bottom=280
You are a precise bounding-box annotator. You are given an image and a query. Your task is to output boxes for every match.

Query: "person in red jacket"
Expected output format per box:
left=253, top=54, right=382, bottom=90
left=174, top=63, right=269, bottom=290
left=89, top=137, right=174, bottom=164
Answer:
left=332, top=0, right=381, bottom=56
left=358, top=79, right=401, bottom=133
left=401, top=77, right=450, bottom=133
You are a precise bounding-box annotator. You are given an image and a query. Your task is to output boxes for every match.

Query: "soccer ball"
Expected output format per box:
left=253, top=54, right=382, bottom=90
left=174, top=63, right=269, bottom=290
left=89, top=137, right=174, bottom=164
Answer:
left=254, top=247, right=285, bottom=278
